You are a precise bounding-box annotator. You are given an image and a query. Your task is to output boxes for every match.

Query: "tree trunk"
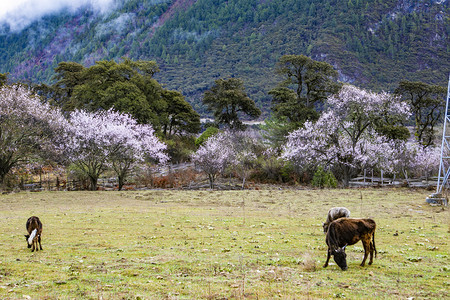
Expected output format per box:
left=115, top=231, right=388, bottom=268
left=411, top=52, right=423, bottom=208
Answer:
left=208, top=174, right=215, bottom=189
left=118, top=175, right=124, bottom=191
left=0, top=155, right=16, bottom=186
left=89, top=175, right=98, bottom=191
left=342, top=166, right=351, bottom=187
left=403, top=170, right=409, bottom=184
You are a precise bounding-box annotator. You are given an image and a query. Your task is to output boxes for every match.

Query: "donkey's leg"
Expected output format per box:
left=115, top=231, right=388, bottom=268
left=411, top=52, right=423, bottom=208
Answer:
left=323, top=249, right=331, bottom=268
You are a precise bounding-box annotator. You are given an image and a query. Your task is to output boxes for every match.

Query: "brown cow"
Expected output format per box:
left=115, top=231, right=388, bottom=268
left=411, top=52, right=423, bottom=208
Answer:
left=323, top=218, right=376, bottom=270
left=322, top=207, right=350, bottom=234
left=24, top=216, right=43, bottom=252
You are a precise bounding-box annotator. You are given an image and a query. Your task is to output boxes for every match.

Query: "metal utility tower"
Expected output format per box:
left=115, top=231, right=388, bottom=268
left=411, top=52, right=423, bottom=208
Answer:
left=427, top=74, right=450, bottom=206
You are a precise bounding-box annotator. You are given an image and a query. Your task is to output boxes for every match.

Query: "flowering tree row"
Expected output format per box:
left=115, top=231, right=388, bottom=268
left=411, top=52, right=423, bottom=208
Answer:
left=0, top=83, right=441, bottom=190
left=0, top=84, right=168, bottom=190
left=192, top=84, right=441, bottom=188
left=281, top=85, right=440, bottom=186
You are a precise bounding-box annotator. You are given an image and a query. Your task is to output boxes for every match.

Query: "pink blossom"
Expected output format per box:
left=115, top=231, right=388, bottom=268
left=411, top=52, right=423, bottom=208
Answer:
left=192, top=130, right=260, bottom=188
left=63, top=109, right=167, bottom=190
left=0, top=84, right=66, bottom=182
left=192, top=131, right=235, bottom=188
left=282, top=85, right=411, bottom=186
left=400, top=143, right=440, bottom=178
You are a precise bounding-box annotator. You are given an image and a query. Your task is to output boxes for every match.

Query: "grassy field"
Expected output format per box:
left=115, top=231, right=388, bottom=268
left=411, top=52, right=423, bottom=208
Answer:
left=0, top=188, right=448, bottom=299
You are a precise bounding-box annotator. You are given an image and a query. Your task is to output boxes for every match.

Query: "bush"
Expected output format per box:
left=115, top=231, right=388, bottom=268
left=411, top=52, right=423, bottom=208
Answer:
left=195, top=126, right=219, bottom=147
left=311, top=166, right=338, bottom=188
left=249, top=160, right=301, bottom=184
left=66, top=164, right=91, bottom=190
left=165, top=135, right=197, bottom=163
left=280, top=162, right=300, bottom=183
left=136, top=166, right=201, bottom=189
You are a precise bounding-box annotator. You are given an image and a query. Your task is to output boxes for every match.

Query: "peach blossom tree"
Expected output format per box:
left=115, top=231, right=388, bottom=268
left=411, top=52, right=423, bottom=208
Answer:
left=282, top=85, right=411, bottom=186
left=0, top=84, right=66, bottom=185
left=63, top=109, right=167, bottom=190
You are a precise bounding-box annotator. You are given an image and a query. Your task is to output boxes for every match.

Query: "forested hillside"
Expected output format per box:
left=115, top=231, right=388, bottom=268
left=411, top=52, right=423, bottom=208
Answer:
left=0, top=0, right=448, bottom=116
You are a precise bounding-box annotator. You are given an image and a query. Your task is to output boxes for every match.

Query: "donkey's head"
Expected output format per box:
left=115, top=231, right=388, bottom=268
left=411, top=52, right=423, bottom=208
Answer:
left=25, top=228, right=38, bottom=248
left=24, top=234, right=32, bottom=248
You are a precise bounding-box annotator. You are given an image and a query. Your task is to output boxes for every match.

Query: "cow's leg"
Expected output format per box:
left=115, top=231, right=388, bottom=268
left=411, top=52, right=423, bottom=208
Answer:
left=368, top=236, right=374, bottom=265
left=360, top=237, right=370, bottom=267
left=323, top=249, right=331, bottom=268
left=38, top=235, right=43, bottom=250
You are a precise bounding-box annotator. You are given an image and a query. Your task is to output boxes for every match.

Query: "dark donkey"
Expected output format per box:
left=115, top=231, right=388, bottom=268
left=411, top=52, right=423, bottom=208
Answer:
left=323, top=218, right=376, bottom=270
left=24, top=216, right=43, bottom=252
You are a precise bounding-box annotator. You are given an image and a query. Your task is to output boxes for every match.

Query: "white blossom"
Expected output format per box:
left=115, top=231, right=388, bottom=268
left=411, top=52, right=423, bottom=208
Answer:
left=62, top=109, right=167, bottom=190
left=282, top=85, right=411, bottom=186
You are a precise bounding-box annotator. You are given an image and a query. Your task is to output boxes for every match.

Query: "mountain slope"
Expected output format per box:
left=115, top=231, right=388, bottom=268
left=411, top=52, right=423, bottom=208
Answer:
left=0, top=0, right=448, bottom=117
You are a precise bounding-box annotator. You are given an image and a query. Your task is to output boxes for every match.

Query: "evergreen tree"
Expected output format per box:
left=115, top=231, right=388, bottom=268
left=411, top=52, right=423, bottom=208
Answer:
left=35, top=59, right=200, bottom=135
left=203, top=78, right=261, bottom=130
left=270, top=55, right=341, bottom=131
left=395, top=80, right=446, bottom=148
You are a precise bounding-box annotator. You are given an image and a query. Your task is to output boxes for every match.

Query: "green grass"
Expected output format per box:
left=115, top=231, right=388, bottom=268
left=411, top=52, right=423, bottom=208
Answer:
left=0, top=188, right=448, bottom=299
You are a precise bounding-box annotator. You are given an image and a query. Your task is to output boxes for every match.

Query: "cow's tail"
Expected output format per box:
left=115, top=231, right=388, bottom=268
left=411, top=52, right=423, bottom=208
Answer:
left=372, top=230, right=377, bottom=257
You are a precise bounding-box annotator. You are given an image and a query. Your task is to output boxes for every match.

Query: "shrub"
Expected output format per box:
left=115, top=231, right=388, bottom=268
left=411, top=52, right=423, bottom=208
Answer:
left=249, top=160, right=300, bottom=184
left=165, top=135, right=197, bottom=163
left=195, top=126, right=219, bottom=147
left=153, top=176, right=172, bottom=188
left=311, top=166, right=338, bottom=188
